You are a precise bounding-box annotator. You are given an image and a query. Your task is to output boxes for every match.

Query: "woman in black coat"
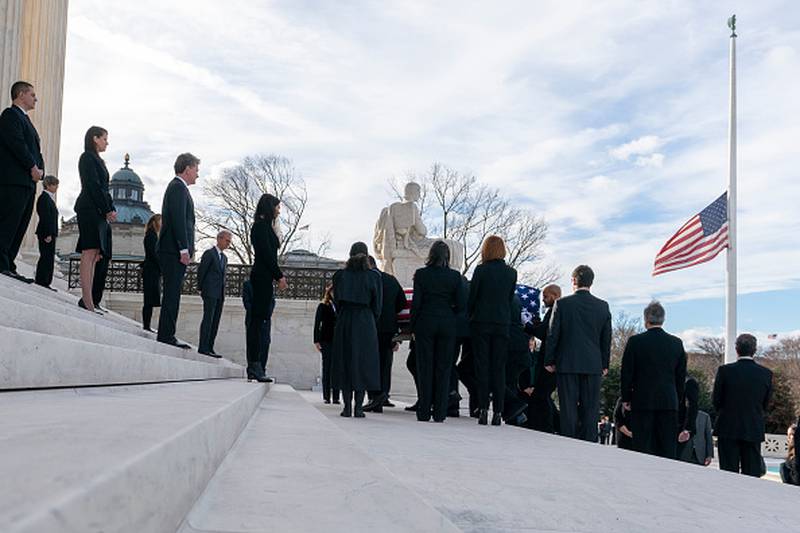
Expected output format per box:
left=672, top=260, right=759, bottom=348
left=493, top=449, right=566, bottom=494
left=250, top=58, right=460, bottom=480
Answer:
left=141, top=214, right=162, bottom=331
left=410, top=241, right=464, bottom=422
left=331, top=241, right=381, bottom=418
left=74, top=126, right=116, bottom=313
left=467, top=235, right=518, bottom=426
left=314, top=282, right=339, bottom=404
left=247, top=194, right=287, bottom=382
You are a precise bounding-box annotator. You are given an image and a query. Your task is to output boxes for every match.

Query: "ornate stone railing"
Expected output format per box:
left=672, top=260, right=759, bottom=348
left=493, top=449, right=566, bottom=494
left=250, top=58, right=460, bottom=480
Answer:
left=66, top=258, right=335, bottom=300
left=762, top=433, right=790, bottom=459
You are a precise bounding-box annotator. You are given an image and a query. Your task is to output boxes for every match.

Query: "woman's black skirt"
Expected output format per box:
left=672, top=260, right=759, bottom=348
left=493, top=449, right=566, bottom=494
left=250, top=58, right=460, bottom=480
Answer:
left=75, top=209, right=110, bottom=257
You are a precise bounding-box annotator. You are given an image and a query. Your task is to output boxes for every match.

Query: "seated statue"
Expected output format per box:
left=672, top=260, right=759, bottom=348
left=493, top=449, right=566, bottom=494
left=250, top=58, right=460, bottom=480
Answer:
left=373, top=182, right=464, bottom=286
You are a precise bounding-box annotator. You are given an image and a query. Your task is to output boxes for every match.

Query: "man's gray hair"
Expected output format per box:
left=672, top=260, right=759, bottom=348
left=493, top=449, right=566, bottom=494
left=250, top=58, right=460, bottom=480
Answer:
left=217, top=229, right=232, bottom=239
left=643, top=300, right=665, bottom=326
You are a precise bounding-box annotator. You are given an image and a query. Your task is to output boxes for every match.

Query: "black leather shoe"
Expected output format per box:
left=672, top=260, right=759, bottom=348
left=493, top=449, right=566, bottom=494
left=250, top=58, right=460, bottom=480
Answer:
left=340, top=406, right=352, bottom=417
left=404, top=402, right=418, bottom=412
left=491, top=413, right=502, bottom=426
left=262, top=376, right=275, bottom=383
left=447, top=408, right=460, bottom=418
left=199, top=350, right=223, bottom=358
left=382, top=399, right=395, bottom=407
left=174, top=342, right=191, bottom=349
left=324, top=399, right=331, bottom=404
left=2, top=270, right=33, bottom=283
left=478, top=409, right=489, bottom=425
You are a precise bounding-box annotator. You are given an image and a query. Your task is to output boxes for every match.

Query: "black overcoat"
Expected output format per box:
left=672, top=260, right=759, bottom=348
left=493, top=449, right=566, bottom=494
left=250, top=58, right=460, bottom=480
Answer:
left=331, top=267, right=381, bottom=391
left=142, top=229, right=161, bottom=306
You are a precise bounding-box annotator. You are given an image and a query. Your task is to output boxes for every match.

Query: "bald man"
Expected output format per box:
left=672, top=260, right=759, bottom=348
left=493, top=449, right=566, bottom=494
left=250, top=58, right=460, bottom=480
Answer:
left=522, top=284, right=561, bottom=433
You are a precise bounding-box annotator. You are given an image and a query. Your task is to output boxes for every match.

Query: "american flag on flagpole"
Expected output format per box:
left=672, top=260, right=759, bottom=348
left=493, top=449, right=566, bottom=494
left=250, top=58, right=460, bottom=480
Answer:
left=653, top=193, right=729, bottom=276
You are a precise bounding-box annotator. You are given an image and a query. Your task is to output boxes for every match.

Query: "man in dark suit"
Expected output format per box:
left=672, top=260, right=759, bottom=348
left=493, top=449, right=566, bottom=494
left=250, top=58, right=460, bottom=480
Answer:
left=620, top=301, right=687, bottom=459
left=364, top=256, right=407, bottom=413
left=0, top=81, right=44, bottom=281
left=713, top=333, right=773, bottom=477
left=34, top=175, right=59, bottom=288
left=156, top=153, right=199, bottom=348
left=544, top=265, right=611, bottom=442
left=197, top=230, right=231, bottom=358
left=523, top=283, right=561, bottom=433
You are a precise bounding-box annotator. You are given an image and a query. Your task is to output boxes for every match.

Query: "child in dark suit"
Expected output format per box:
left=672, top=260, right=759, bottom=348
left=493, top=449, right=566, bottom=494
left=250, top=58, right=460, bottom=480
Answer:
left=35, top=175, right=59, bottom=288
left=314, top=283, right=339, bottom=403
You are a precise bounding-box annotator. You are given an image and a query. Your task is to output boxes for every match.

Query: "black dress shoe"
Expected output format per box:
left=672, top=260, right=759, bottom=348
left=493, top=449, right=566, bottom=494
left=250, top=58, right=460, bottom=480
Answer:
left=491, top=413, right=502, bottom=426
left=199, top=350, right=223, bottom=358
left=324, top=399, right=331, bottom=404
left=447, top=408, right=460, bottom=418
left=478, top=409, right=489, bottom=425
left=340, top=406, right=352, bottom=417
left=382, top=399, right=395, bottom=407
left=333, top=399, right=341, bottom=404
left=2, top=270, right=33, bottom=283
left=404, top=402, right=418, bottom=412
left=174, top=342, right=191, bottom=349
left=262, top=376, right=275, bottom=383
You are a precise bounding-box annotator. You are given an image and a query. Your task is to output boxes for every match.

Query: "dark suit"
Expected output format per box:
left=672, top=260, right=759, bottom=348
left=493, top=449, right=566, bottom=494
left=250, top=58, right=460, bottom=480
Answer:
left=713, top=358, right=773, bottom=476
left=369, top=268, right=407, bottom=402
left=525, top=307, right=558, bottom=433
left=314, top=302, right=338, bottom=402
left=197, top=246, right=227, bottom=354
left=411, top=265, right=465, bottom=421
left=620, top=327, right=687, bottom=459
left=0, top=105, right=43, bottom=273
left=156, top=177, right=195, bottom=344
left=545, top=289, right=611, bottom=442
left=467, top=259, right=517, bottom=414
left=34, top=191, right=58, bottom=287
left=679, top=410, right=714, bottom=465
left=247, top=219, right=282, bottom=379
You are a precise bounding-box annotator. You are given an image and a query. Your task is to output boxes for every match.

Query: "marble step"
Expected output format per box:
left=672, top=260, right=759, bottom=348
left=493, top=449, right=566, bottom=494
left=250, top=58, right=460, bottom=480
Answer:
left=0, top=380, right=268, bottom=533
left=0, top=293, right=241, bottom=370
left=178, top=384, right=459, bottom=533
left=0, top=324, right=244, bottom=390
left=0, top=275, right=158, bottom=341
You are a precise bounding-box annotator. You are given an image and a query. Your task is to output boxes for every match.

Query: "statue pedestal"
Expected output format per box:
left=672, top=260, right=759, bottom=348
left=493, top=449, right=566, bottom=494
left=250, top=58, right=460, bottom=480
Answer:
left=382, top=249, right=423, bottom=288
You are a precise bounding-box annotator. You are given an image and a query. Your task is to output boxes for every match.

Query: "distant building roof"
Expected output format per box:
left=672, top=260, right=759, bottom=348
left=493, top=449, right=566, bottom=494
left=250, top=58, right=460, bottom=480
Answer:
left=280, top=249, right=343, bottom=270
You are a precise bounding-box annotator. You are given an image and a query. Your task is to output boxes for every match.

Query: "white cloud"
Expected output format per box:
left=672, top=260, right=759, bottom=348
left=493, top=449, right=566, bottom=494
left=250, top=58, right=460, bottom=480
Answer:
left=610, top=135, right=665, bottom=161
left=53, top=0, right=800, bottom=335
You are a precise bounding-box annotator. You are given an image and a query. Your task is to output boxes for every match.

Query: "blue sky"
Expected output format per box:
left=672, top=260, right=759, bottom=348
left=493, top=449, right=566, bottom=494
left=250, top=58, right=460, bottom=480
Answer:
left=55, top=1, right=800, bottom=348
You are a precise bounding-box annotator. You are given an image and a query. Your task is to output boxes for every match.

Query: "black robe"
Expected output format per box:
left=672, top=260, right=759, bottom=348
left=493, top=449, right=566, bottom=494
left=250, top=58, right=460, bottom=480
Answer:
left=331, top=267, right=381, bottom=391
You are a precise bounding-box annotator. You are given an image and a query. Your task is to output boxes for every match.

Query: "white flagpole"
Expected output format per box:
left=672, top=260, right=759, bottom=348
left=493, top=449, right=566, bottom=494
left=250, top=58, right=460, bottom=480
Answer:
left=725, top=15, right=738, bottom=364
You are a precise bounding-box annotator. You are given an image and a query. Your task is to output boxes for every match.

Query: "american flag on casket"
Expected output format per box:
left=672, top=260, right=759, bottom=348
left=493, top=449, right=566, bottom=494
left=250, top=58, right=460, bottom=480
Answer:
left=396, top=284, right=541, bottom=331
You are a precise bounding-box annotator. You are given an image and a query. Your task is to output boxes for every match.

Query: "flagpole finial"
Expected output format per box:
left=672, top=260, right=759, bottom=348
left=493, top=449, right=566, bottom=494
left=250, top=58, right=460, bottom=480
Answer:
left=727, top=14, right=737, bottom=38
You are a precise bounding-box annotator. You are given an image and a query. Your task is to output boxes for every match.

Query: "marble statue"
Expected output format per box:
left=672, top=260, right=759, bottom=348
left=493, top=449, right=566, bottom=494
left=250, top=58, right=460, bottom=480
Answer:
left=373, top=182, right=465, bottom=287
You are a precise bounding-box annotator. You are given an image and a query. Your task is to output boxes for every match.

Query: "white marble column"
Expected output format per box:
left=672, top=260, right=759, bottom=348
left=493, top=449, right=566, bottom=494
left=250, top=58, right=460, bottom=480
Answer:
left=0, top=0, right=23, bottom=101
left=7, top=0, right=69, bottom=258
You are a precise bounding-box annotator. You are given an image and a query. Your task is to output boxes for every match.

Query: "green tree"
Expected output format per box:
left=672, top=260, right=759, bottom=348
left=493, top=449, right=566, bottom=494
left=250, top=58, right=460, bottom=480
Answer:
left=600, top=362, right=621, bottom=418
left=765, top=369, right=797, bottom=434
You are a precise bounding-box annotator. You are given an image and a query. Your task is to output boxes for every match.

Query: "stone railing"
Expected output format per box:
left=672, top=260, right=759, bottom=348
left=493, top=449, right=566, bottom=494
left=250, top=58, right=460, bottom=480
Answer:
left=762, top=433, right=790, bottom=459
left=66, top=258, right=335, bottom=300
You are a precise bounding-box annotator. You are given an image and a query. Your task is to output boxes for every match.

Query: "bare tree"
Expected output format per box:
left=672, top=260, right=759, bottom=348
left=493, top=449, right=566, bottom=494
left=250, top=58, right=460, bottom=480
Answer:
left=610, top=311, right=643, bottom=363
left=197, top=154, right=310, bottom=263
left=763, top=336, right=800, bottom=360
left=694, top=336, right=726, bottom=361
left=390, top=163, right=556, bottom=283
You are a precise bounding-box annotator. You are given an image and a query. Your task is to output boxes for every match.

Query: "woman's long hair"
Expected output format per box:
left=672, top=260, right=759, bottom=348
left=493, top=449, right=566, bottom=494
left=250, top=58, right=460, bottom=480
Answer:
left=425, top=240, right=450, bottom=268
left=788, top=423, right=797, bottom=462
left=84, top=126, right=108, bottom=153
left=321, top=282, right=333, bottom=305
left=480, top=235, right=506, bottom=263
left=255, top=193, right=280, bottom=221
left=346, top=253, right=369, bottom=271
left=145, top=214, right=162, bottom=234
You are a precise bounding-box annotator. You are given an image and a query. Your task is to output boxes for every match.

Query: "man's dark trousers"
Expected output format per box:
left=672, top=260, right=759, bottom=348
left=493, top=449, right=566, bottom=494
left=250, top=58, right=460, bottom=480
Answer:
left=35, top=236, right=55, bottom=286
left=632, top=410, right=678, bottom=459
left=157, top=253, right=186, bottom=344
left=0, top=185, right=34, bottom=273
left=557, top=373, right=601, bottom=442
left=370, top=332, right=395, bottom=401
left=199, top=296, right=224, bottom=353
left=718, top=438, right=763, bottom=476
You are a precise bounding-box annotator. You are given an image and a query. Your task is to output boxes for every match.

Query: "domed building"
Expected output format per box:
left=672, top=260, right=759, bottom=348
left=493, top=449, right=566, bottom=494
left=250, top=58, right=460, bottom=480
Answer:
left=58, top=154, right=155, bottom=260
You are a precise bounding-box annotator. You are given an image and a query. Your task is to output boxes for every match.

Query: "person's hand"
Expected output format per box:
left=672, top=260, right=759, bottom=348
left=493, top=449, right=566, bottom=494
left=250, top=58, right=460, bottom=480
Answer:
left=30, top=166, right=43, bottom=182
left=678, top=430, right=691, bottom=443
left=602, top=368, right=608, bottom=377
left=622, top=402, right=631, bottom=411
left=620, top=425, right=633, bottom=438
left=180, top=251, right=190, bottom=265
left=704, top=457, right=713, bottom=466
left=523, top=387, right=534, bottom=396
left=314, top=342, right=321, bottom=352
left=544, top=365, right=555, bottom=373
left=278, top=277, right=288, bottom=290
left=106, top=211, right=117, bottom=223
left=44, top=235, right=52, bottom=243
